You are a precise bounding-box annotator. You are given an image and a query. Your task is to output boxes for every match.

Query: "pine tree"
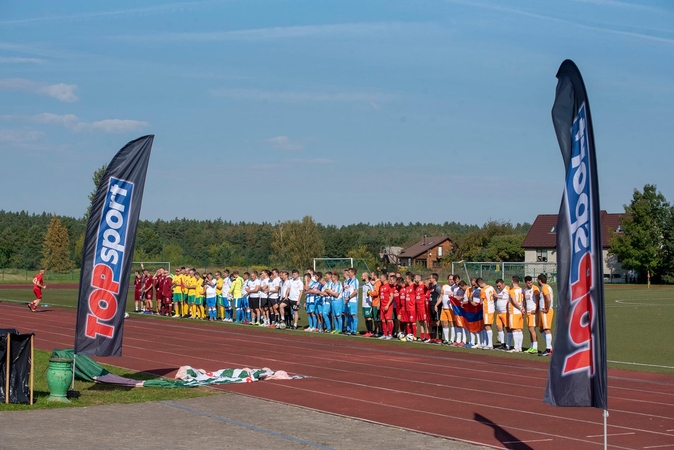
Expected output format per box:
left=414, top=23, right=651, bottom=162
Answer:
left=42, top=214, right=73, bottom=271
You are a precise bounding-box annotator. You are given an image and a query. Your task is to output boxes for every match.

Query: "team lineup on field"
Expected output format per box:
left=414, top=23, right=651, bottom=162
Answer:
left=126, top=265, right=555, bottom=354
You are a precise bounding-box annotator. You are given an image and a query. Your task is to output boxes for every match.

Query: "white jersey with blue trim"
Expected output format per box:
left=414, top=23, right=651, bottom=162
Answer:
left=344, top=277, right=359, bottom=303
left=307, top=280, right=320, bottom=304
left=362, top=281, right=373, bottom=307
left=332, top=281, right=343, bottom=301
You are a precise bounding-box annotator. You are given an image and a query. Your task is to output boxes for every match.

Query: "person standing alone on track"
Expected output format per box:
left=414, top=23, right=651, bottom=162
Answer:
left=28, top=268, right=46, bottom=312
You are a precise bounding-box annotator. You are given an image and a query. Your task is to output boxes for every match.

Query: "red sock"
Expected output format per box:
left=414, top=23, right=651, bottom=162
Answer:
left=412, top=323, right=417, bottom=338
left=386, top=321, right=393, bottom=336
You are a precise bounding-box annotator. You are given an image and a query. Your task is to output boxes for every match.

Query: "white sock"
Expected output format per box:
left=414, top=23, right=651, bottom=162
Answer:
left=487, top=330, right=493, bottom=347
left=517, top=331, right=524, bottom=351
left=546, top=333, right=552, bottom=349
left=450, top=326, right=456, bottom=342
left=498, top=330, right=504, bottom=344
left=470, top=332, right=476, bottom=345
left=443, top=327, right=449, bottom=341
left=475, top=332, right=481, bottom=347
left=461, top=328, right=467, bottom=343
left=531, top=341, right=538, bottom=350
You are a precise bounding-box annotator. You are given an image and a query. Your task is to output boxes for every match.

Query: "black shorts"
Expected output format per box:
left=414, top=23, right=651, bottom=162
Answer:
left=249, top=297, right=260, bottom=309
left=260, top=297, right=271, bottom=308
left=269, top=297, right=280, bottom=306
left=430, top=307, right=440, bottom=322
left=289, top=300, right=299, bottom=311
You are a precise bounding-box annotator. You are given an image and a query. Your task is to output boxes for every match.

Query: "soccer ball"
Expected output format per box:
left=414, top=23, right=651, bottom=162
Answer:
left=406, top=334, right=415, bottom=342
left=124, top=312, right=130, bottom=319
left=397, top=332, right=404, bottom=340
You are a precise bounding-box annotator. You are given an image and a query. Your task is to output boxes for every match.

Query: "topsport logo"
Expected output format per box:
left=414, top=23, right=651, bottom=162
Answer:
left=562, top=103, right=596, bottom=377
left=85, top=177, right=134, bottom=339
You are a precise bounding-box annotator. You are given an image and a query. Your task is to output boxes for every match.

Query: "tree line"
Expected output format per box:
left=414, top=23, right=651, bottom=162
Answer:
left=0, top=210, right=530, bottom=272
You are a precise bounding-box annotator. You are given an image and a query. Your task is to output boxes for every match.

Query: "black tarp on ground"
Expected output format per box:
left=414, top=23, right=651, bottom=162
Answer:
left=0, top=329, right=34, bottom=404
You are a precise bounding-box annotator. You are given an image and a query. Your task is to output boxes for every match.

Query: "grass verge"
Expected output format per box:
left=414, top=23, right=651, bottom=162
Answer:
left=0, top=349, right=215, bottom=411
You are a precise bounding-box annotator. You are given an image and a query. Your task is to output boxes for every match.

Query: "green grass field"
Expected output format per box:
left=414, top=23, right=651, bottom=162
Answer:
left=1, top=284, right=673, bottom=374
left=0, top=349, right=214, bottom=411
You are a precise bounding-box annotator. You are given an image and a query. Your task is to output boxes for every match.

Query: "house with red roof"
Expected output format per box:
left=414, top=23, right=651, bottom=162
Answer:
left=521, top=211, right=628, bottom=282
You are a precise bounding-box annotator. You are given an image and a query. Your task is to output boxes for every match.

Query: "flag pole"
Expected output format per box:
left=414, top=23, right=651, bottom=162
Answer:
left=603, top=409, right=608, bottom=450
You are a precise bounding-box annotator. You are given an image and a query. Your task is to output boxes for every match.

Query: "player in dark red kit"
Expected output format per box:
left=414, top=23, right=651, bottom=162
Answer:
left=142, top=268, right=154, bottom=314
left=414, top=274, right=430, bottom=342
left=161, top=269, right=173, bottom=315
left=134, top=270, right=143, bottom=312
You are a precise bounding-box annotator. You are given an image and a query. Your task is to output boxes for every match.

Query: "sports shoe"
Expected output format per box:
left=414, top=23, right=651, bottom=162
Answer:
left=441, top=340, right=449, bottom=345
left=363, top=332, right=372, bottom=338
left=378, top=335, right=387, bottom=340
left=508, top=348, right=522, bottom=353
left=464, top=343, right=473, bottom=349
left=540, top=349, right=552, bottom=356
left=384, top=335, right=393, bottom=340
left=525, top=347, right=538, bottom=354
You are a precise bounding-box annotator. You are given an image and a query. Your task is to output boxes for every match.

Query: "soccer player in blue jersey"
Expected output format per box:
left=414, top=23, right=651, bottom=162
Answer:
left=320, top=272, right=332, bottom=332
left=328, top=272, right=343, bottom=334
left=304, top=273, right=319, bottom=332
left=344, top=268, right=359, bottom=335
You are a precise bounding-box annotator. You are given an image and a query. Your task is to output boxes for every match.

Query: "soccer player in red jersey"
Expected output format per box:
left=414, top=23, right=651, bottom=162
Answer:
left=133, top=270, right=143, bottom=312
left=161, top=269, right=173, bottom=315
left=28, top=268, right=46, bottom=311
left=403, top=273, right=416, bottom=340
left=378, top=274, right=396, bottom=340
left=414, top=274, right=430, bottom=342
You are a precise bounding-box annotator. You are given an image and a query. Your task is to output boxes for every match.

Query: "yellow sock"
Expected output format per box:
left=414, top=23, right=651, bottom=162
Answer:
left=199, top=305, right=205, bottom=318
left=218, top=306, right=224, bottom=319
left=182, top=303, right=188, bottom=316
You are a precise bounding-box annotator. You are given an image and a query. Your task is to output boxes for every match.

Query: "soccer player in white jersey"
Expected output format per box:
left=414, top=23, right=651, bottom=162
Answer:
left=276, top=271, right=290, bottom=328
left=258, top=270, right=271, bottom=327
left=287, top=270, right=304, bottom=329
left=436, top=275, right=454, bottom=345
left=221, top=269, right=233, bottom=322
left=268, top=269, right=281, bottom=327
left=523, top=276, right=540, bottom=354
left=494, top=278, right=510, bottom=350
left=320, top=272, right=333, bottom=333
left=537, top=274, right=555, bottom=356
left=466, top=278, right=482, bottom=348
left=361, top=272, right=374, bottom=337
left=241, top=272, right=251, bottom=324
left=247, top=271, right=261, bottom=325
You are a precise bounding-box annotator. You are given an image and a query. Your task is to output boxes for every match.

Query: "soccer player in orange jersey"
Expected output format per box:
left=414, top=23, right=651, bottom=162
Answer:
left=507, top=276, right=525, bottom=353
left=523, top=276, right=540, bottom=354
left=537, top=274, right=555, bottom=356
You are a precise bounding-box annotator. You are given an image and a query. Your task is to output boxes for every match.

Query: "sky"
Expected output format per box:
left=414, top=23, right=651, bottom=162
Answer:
left=1, top=0, right=673, bottom=226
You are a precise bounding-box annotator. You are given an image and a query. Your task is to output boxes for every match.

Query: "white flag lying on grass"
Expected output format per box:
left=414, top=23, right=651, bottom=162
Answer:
left=175, top=366, right=305, bottom=387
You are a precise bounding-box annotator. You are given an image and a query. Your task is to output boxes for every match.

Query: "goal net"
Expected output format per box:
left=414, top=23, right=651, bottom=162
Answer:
left=451, top=262, right=557, bottom=285
left=313, top=258, right=372, bottom=275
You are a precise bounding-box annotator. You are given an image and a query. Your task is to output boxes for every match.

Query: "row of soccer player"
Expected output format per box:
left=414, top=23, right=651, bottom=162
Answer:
left=133, top=266, right=554, bottom=354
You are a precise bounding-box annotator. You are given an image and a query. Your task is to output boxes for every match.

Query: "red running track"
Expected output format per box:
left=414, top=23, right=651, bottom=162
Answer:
left=2, top=303, right=673, bottom=450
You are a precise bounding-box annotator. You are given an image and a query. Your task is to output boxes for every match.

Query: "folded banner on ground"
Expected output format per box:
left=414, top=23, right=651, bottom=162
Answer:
left=52, top=350, right=301, bottom=388
left=450, top=298, right=483, bottom=333
left=74, top=136, right=154, bottom=357
left=544, top=60, right=607, bottom=409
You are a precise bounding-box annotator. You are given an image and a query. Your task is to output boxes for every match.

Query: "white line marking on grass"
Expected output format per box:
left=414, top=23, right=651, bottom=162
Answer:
left=614, top=300, right=674, bottom=306
left=609, top=361, right=674, bottom=370
left=587, top=432, right=635, bottom=438
left=503, top=439, right=553, bottom=444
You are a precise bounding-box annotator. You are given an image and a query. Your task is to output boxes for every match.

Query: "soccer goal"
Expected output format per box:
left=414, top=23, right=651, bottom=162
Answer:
left=313, top=258, right=371, bottom=274
left=451, top=261, right=557, bottom=285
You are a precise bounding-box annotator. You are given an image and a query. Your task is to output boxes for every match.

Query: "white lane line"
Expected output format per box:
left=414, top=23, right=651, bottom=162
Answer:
left=587, top=432, right=635, bottom=438
left=643, top=444, right=674, bottom=449
left=503, top=439, right=553, bottom=444
left=609, top=361, right=674, bottom=370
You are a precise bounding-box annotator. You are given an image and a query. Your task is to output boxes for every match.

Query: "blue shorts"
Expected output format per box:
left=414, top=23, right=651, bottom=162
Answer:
left=306, top=302, right=316, bottom=314
left=347, top=302, right=358, bottom=315
left=331, top=299, right=344, bottom=317
left=233, top=297, right=243, bottom=308
left=322, top=301, right=332, bottom=315
left=206, top=296, right=216, bottom=307
left=242, top=296, right=249, bottom=309
left=222, top=297, right=231, bottom=308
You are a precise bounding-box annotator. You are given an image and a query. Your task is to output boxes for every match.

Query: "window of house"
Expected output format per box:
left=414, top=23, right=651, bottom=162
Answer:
left=537, top=249, right=548, bottom=262
left=437, top=246, right=443, bottom=257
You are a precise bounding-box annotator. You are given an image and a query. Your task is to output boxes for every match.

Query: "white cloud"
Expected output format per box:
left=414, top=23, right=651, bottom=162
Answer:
left=111, top=22, right=438, bottom=43
left=266, top=136, right=303, bottom=151
left=2, top=113, right=148, bottom=134
left=91, top=119, right=149, bottom=133
left=0, top=129, right=44, bottom=143
left=212, top=87, right=392, bottom=104
left=1, top=0, right=226, bottom=25
left=0, top=78, right=78, bottom=102
left=0, top=56, right=45, bottom=64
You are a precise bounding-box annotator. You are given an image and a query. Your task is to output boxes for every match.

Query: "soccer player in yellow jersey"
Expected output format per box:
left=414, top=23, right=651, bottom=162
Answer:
left=215, top=271, right=224, bottom=319
left=523, top=276, right=540, bottom=354
left=195, top=272, right=205, bottom=319
left=537, top=274, right=554, bottom=356
left=172, top=267, right=183, bottom=318
left=507, top=276, right=525, bottom=353
left=180, top=267, right=189, bottom=316
left=185, top=269, right=198, bottom=318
